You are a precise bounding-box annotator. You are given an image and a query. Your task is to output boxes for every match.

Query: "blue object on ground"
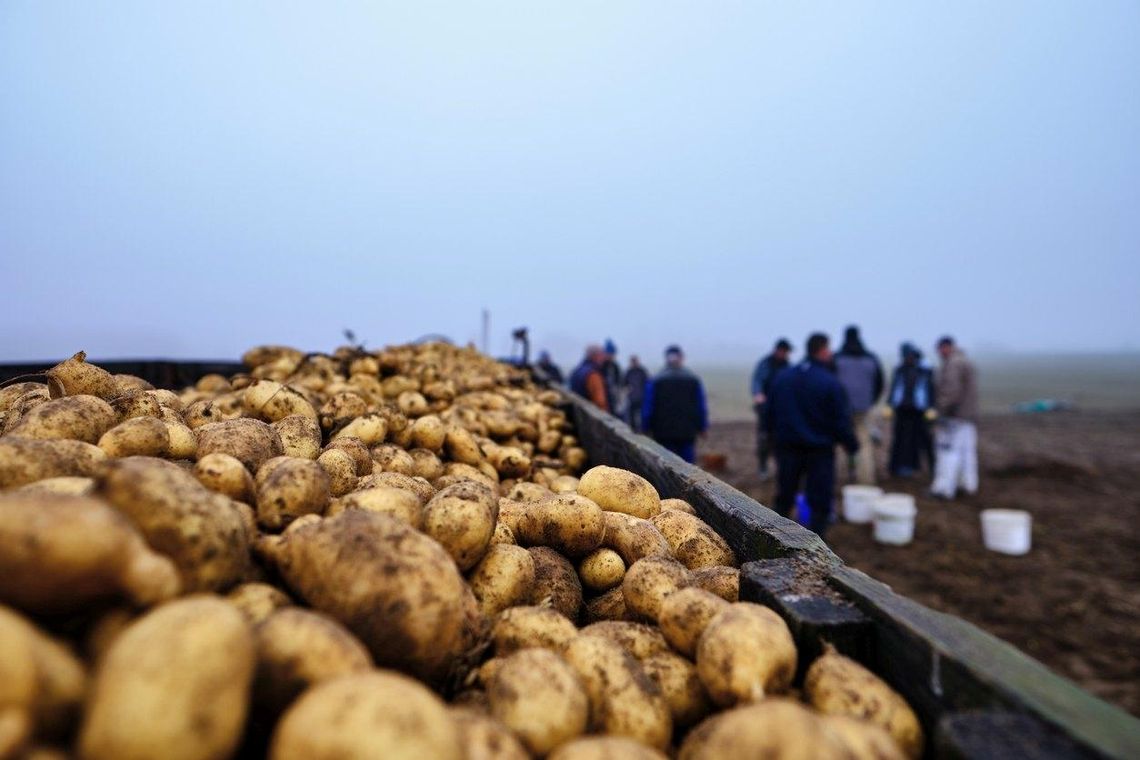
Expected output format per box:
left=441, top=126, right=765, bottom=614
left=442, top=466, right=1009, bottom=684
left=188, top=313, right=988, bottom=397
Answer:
left=795, top=493, right=810, bottom=526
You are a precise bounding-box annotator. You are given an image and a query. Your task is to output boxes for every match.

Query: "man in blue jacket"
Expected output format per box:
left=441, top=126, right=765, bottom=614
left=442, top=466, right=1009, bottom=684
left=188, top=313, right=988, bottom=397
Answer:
left=767, top=332, right=859, bottom=538
left=750, top=338, right=793, bottom=480
left=642, top=345, right=708, bottom=464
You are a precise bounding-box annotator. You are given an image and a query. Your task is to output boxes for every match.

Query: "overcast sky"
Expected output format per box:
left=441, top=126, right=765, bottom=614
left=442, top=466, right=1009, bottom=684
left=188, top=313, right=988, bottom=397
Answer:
left=2, top=2, right=1138, bottom=369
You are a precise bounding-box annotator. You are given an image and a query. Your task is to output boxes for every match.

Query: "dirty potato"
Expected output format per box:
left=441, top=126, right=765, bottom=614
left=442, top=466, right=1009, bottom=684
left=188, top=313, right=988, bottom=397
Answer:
left=254, top=456, right=331, bottom=531
left=656, top=587, right=730, bottom=658
left=423, top=481, right=498, bottom=571
left=468, top=544, right=536, bottom=617
left=696, top=603, right=797, bottom=706
left=622, top=556, right=692, bottom=622
left=193, top=452, right=255, bottom=502
left=487, top=648, right=589, bottom=756
left=650, top=510, right=736, bottom=570
left=578, top=548, right=626, bottom=592
left=196, top=418, right=284, bottom=473
left=577, top=465, right=661, bottom=519
left=528, top=547, right=584, bottom=621
left=491, top=606, right=578, bottom=656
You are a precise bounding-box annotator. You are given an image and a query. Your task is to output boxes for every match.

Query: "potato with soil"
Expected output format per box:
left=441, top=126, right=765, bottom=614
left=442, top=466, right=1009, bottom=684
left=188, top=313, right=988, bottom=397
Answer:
left=550, top=736, right=668, bottom=760
left=163, top=421, right=198, bottom=459
left=450, top=708, right=529, bottom=760
left=650, top=510, right=736, bottom=569
left=195, top=417, right=284, bottom=472
left=487, top=648, right=590, bottom=756
left=14, top=476, right=95, bottom=496
left=805, top=646, right=924, bottom=759
left=259, top=509, right=473, bottom=686
left=423, top=481, right=498, bottom=571
left=562, top=635, right=672, bottom=751
left=468, top=544, right=536, bottom=617
left=242, top=380, right=318, bottom=423
left=578, top=548, right=626, bottom=592
left=193, top=452, right=255, bottom=502
left=660, top=497, right=697, bottom=515
left=318, top=391, right=368, bottom=432
left=7, top=395, right=117, bottom=443
left=316, top=447, right=357, bottom=496
left=226, top=582, right=292, bottom=625
left=444, top=425, right=484, bottom=466
left=585, top=587, right=631, bottom=623
left=577, top=465, right=661, bottom=519
left=691, top=565, right=739, bottom=602
left=97, top=416, right=170, bottom=458
left=44, top=351, right=117, bottom=399
left=357, top=471, right=435, bottom=504
left=326, top=486, right=424, bottom=528
left=79, top=596, right=255, bottom=760
left=0, top=437, right=107, bottom=488
left=410, top=414, right=446, bottom=452
left=322, top=436, right=372, bottom=475
left=98, top=456, right=251, bottom=592
left=254, top=456, right=331, bottom=531
left=622, top=556, right=692, bottom=621
left=491, top=605, right=578, bottom=655
left=252, top=607, right=373, bottom=716
left=330, top=412, right=388, bottom=446
left=528, top=546, right=584, bottom=621
left=823, top=715, right=908, bottom=760
left=641, top=651, right=711, bottom=729
left=579, top=622, right=669, bottom=660
left=271, top=670, right=461, bottom=760
left=109, top=390, right=162, bottom=422
left=678, top=698, right=852, bottom=760
left=696, top=603, right=797, bottom=706
left=657, top=587, right=729, bottom=658
left=602, top=512, right=671, bottom=565
left=513, top=492, right=606, bottom=557
left=0, top=493, right=180, bottom=615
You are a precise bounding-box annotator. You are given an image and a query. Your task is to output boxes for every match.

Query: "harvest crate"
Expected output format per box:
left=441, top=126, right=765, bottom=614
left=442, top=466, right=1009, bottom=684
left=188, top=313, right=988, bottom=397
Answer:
left=563, top=391, right=1140, bottom=760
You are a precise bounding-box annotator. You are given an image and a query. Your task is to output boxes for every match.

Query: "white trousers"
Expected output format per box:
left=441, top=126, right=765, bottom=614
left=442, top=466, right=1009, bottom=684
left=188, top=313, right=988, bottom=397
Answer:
left=931, top=419, right=978, bottom=497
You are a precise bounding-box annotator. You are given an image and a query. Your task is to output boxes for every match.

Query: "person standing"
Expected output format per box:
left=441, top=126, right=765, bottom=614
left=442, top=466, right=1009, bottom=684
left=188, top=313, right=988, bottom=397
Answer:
left=750, top=338, right=793, bottom=479
left=623, top=355, right=649, bottom=431
left=569, top=345, right=609, bottom=413
left=767, top=333, right=859, bottom=539
left=601, top=339, right=623, bottom=418
left=642, top=346, right=708, bottom=463
left=886, top=343, right=936, bottom=477
left=833, top=325, right=884, bottom=485
left=930, top=336, right=979, bottom=499
left=535, top=350, right=564, bottom=384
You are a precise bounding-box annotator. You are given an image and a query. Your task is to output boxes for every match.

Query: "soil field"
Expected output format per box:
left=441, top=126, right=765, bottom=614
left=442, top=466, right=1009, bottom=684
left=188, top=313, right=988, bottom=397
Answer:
left=704, top=410, right=1140, bottom=716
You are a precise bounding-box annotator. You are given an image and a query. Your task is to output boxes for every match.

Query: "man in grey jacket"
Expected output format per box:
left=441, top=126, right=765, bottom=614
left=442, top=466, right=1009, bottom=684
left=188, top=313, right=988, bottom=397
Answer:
left=930, top=336, right=980, bottom=499
left=833, top=326, right=884, bottom=484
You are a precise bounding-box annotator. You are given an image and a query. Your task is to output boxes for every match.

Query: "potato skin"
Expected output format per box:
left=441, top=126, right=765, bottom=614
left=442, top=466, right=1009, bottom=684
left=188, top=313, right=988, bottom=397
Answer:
left=254, top=456, right=331, bottom=531
left=270, top=670, right=462, bottom=760
left=468, top=544, right=536, bottom=617
left=272, top=414, right=323, bottom=459
left=823, top=715, right=908, bottom=760
left=491, top=606, right=578, bottom=655
left=78, top=596, right=256, bottom=760
left=488, top=648, right=589, bottom=756
left=0, top=493, right=180, bottom=615
left=650, top=510, right=736, bottom=570
left=0, top=438, right=107, bottom=488
left=805, top=648, right=924, bottom=759
left=423, top=481, right=498, bottom=571
left=678, top=699, right=852, bottom=760
left=196, top=418, right=284, bottom=472
left=528, top=547, right=584, bottom=621
left=657, top=587, right=729, bottom=658
left=696, top=603, right=797, bottom=706
left=515, top=493, right=606, bottom=557
left=8, top=395, right=117, bottom=444
left=577, top=465, right=661, bottom=519
left=622, top=556, right=692, bottom=622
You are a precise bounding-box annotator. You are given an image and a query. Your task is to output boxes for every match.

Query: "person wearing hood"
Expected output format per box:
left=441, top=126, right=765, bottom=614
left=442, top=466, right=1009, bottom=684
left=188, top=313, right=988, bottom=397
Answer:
left=833, top=325, right=884, bottom=484
left=642, top=346, right=708, bottom=463
left=886, top=343, right=936, bottom=477
left=930, top=336, right=980, bottom=499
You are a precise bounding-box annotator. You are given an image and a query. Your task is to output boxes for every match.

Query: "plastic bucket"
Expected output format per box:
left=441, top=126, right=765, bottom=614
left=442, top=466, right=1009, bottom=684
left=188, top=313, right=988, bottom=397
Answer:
left=981, top=509, right=1032, bottom=555
left=842, top=485, right=883, bottom=524
left=873, top=494, right=917, bottom=545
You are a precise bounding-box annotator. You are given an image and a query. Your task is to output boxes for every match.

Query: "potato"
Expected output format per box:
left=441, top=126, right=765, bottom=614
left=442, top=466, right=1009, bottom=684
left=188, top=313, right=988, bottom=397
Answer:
left=562, top=635, right=672, bottom=751
left=193, top=452, right=255, bottom=502
left=196, top=417, right=284, bottom=472
left=585, top=587, right=631, bottom=623
left=226, top=582, right=292, bottom=625
left=0, top=382, right=45, bottom=412
left=696, top=603, right=797, bottom=706
left=805, top=646, right=924, bottom=759
left=491, top=605, right=578, bottom=655
left=44, top=351, right=117, bottom=399
left=407, top=447, right=445, bottom=480
left=253, top=608, right=373, bottom=716
left=243, top=345, right=304, bottom=369
left=145, top=388, right=184, bottom=411
left=423, top=481, right=498, bottom=571
left=7, top=395, right=116, bottom=443
left=514, top=493, right=606, bottom=557
left=528, top=546, right=584, bottom=621
left=469, top=544, right=536, bottom=617
left=79, top=596, right=255, bottom=760
left=261, top=510, right=473, bottom=686
left=0, top=437, right=107, bottom=488
left=443, top=461, right=499, bottom=489
left=316, top=448, right=357, bottom=496
left=549, top=474, right=580, bottom=494
left=486, top=444, right=532, bottom=478
left=331, top=412, right=388, bottom=445
left=641, top=651, right=711, bottom=728
left=550, top=736, right=668, bottom=760
left=660, top=497, right=697, bottom=515
left=97, top=416, right=170, bottom=458
left=678, top=699, right=852, bottom=760
left=109, top=390, right=162, bottom=422
left=243, top=380, right=318, bottom=422
left=579, top=622, right=669, bottom=660
left=650, top=510, right=736, bottom=569
left=195, top=373, right=231, bottom=393
left=445, top=425, right=484, bottom=465
left=322, top=436, right=372, bottom=475
left=253, top=456, right=330, bottom=531
left=326, top=486, right=423, bottom=528
left=490, top=520, right=516, bottom=545
left=657, top=587, right=729, bottom=658
left=692, top=565, right=739, bottom=602
left=13, top=476, right=95, bottom=496
left=0, top=493, right=180, bottom=615
left=505, top=481, right=552, bottom=502
left=577, top=465, right=660, bottom=519
left=578, top=548, right=625, bottom=592
left=0, top=604, right=87, bottom=741
left=357, top=471, right=435, bottom=503
left=602, top=512, right=671, bottom=565
left=183, top=396, right=244, bottom=429
left=488, top=648, right=589, bottom=756
left=622, top=556, right=692, bottom=622
left=0, top=607, right=36, bottom=758
left=822, top=715, right=908, bottom=760
left=162, top=421, right=198, bottom=459
left=371, top=443, right=417, bottom=475
left=317, top=391, right=368, bottom=432
left=84, top=608, right=135, bottom=663
left=98, top=456, right=251, bottom=592
left=273, top=413, right=322, bottom=459
left=271, top=670, right=461, bottom=759
left=410, top=414, right=446, bottom=451
left=450, top=707, right=529, bottom=760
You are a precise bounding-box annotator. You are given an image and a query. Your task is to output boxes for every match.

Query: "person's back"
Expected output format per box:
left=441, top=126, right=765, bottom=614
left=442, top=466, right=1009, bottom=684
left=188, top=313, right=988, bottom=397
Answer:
left=931, top=336, right=979, bottom=498
left=643, top=346, right=708, bottom=463
left=768, top=359, right=856, bottom=451
left=833, top=327, right=884, bottom=414
left=569, top=346, right=609, bottom=412
left=624, top=358, right=649, bottom=431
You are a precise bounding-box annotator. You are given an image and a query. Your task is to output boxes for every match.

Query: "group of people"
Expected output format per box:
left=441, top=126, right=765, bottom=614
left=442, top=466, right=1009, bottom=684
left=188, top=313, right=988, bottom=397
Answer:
left=557, top=341, right=709, bottom=464
left=752, top=327, right=979, bottom=538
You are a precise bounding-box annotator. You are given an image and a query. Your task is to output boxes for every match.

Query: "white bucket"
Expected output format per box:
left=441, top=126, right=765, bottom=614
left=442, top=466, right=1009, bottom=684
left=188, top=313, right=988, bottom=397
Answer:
left=981, top=509, right=1032, bottom=555
left=873, top=494, right=917, bottom=545
left=842, top=485, right=883, bottom=524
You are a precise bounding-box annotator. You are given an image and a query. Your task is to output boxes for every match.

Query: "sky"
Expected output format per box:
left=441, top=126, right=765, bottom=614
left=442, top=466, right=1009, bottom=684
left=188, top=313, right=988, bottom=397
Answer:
left=2, top=2, right=1138, bottom=370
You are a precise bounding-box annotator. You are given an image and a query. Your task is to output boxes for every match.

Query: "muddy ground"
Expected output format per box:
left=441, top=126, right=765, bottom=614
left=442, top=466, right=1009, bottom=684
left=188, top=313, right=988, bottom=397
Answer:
left=705, top=410, right=1140, bottom=716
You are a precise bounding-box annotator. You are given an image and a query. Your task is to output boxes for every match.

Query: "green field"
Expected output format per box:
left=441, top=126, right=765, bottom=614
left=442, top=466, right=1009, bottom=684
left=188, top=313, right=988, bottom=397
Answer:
left=693, top=352, right=1140, bottom=423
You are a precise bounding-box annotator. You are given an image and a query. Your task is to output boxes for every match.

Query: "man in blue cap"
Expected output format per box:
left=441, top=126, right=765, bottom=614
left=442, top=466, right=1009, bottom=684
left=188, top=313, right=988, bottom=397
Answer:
left=642, top=345, right=709, bottom=463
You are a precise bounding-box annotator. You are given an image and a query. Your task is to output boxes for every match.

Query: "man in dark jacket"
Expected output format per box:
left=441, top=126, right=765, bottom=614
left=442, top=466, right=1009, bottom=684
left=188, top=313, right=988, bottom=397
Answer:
left=535, top=350, right=564, bottom=385
left=767, top=333, right=859, bottom=539
left=750, top=338, right=793, bottom=479
left=623, top=355, right=649, bottom=431
left=642, top=345, right=708, bottom=463
left=834, top=325, right=885, bottom=485
left=600, top=338, right=622, bottom=417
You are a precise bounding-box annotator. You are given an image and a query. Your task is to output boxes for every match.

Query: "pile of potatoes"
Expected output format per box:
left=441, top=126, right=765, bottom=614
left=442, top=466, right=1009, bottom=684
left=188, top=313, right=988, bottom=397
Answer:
left=0, top=345, right=924, bottom=759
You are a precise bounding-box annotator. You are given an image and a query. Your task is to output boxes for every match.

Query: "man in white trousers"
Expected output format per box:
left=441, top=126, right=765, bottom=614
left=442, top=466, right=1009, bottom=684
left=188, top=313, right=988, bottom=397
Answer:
left=930, top=336, right=979, bottom=498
